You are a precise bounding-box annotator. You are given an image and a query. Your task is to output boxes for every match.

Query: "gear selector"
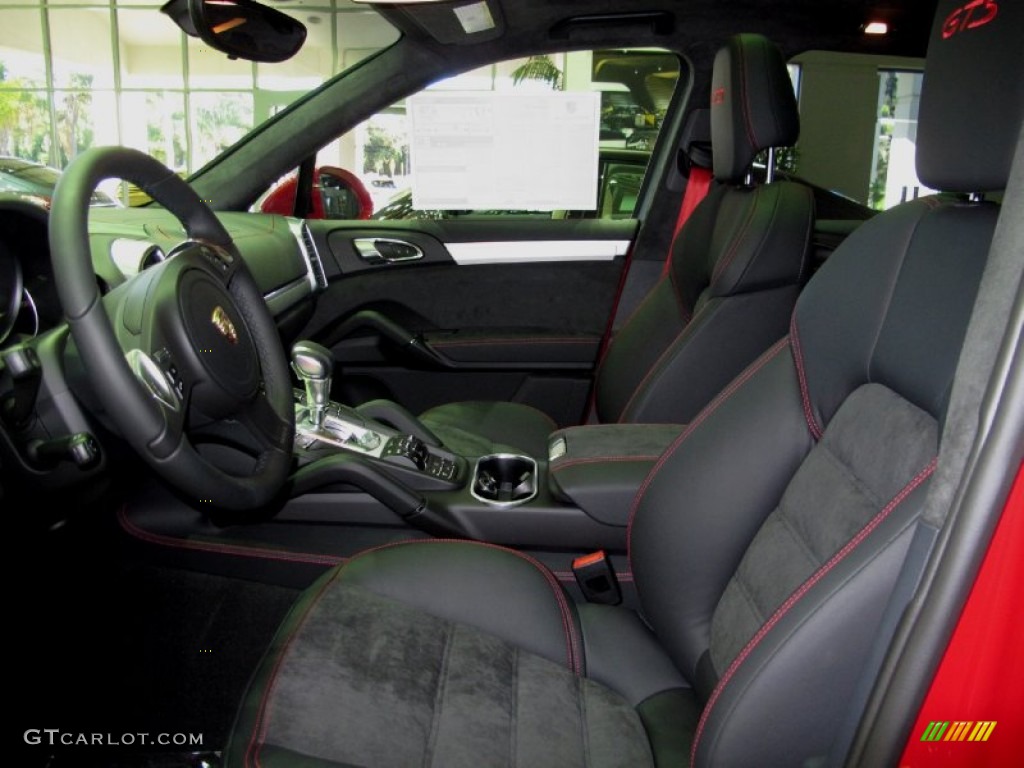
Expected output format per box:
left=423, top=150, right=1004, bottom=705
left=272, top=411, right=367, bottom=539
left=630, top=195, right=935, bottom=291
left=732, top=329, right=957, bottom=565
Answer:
left=291, top=340, right=333, bottom=428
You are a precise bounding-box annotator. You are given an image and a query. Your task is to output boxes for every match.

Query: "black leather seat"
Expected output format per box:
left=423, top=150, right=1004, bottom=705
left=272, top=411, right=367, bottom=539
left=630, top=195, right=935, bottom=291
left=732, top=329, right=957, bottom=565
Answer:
left=420, top=34, right=814, bottom=458
left=226, top=3, right=1023, bottom=765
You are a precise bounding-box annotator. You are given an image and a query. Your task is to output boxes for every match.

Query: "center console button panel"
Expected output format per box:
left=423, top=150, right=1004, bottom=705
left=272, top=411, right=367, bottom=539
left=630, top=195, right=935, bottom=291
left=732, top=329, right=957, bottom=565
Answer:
left=381, top=434, right=429, bottom=469
left=293, top=394, right=463, bottom=490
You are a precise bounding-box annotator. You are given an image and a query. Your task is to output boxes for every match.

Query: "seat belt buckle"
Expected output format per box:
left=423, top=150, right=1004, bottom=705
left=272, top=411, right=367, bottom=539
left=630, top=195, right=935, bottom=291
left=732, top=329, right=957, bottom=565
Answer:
left=572, top=550, right=622, bottom=605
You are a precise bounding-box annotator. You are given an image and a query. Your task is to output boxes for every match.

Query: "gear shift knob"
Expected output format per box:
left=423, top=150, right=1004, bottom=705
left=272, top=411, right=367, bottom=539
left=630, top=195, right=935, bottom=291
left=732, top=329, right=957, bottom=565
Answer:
left=291, top=341, right=334, bottom=428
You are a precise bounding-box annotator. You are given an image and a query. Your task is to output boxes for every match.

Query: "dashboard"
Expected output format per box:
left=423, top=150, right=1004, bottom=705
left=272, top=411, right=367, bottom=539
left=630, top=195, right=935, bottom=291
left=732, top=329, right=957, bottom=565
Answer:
left=86, top=206, right=326, bottom=315
left=0, top=198, right=325, bottom=352
left=0, top=195, right=326, bottom=508
left=0, top=197, right=63, bottom=344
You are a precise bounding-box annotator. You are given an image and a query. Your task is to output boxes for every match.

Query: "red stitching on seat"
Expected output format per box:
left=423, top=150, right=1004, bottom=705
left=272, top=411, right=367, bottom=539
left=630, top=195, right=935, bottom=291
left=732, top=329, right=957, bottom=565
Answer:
left=625, top=337, right=790, bottom=571
left=245, top=538, right=584, bottom=765
left=557, top=573, right=634, bottom=581
left=710, top=186, right=761, bottom=285
left=736, top=37, right=760, bottom=153
left=402, top=539, right=582, bottom=675
left=688, top=457, right=937, bottom=766
left=551, top=455, right=662, bottom=472
left=668, top=259, right=696, bottom=321
left=554, top=570, right=635, bottom=583
left=789, top=313, right=823, bottom=440
left=430, top=401, right=558, bottom=433
left=246, top=564, right=348, bottom=767
left=596, top=275, right=690, bottom=418
left=616, top=301, right=713, bottom=423
left=431, top=337, right=598, bottom=348
left=117, top=505, right=345, bottom=567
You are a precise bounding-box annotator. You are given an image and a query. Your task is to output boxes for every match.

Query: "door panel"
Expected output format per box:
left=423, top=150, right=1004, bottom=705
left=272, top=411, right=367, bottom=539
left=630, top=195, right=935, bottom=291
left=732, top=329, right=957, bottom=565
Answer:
left=299, top=218, right=636, bottom=424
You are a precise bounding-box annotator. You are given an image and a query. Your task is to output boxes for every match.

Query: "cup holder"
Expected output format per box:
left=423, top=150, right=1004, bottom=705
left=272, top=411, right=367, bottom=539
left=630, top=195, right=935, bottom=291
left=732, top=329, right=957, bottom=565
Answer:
left=471, top=454, right=538, bottom=507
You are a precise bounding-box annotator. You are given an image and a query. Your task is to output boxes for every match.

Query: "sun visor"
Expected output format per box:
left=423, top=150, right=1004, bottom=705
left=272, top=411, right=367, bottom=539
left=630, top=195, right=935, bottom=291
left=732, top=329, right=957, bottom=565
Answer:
left=386, top=0, right=505, bottom=45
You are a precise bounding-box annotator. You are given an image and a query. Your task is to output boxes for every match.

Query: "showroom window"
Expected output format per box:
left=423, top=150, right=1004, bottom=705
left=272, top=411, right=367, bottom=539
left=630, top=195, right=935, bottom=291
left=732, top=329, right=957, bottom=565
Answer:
left=297, top=49, right=682, bottom=221
left=868, top=69, right=929, bottom=209
left=786, top=51, right=926, bottom=211
left=0, top=1, right=399, bottom=201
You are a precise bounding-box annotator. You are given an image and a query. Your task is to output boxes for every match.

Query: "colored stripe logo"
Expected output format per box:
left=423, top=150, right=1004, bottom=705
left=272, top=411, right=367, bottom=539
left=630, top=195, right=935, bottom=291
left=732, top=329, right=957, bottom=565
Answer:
left=920, top=721, right=996, bottom=742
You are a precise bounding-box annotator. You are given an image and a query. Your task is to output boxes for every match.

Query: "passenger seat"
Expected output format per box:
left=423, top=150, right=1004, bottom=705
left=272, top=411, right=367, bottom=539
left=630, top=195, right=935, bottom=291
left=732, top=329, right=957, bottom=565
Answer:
left=421, top=33, right=815, bottom=457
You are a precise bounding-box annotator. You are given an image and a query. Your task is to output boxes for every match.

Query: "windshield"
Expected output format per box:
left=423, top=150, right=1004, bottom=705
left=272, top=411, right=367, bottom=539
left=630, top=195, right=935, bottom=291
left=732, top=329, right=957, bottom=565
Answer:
left=0, top=1, right=400, bottom=202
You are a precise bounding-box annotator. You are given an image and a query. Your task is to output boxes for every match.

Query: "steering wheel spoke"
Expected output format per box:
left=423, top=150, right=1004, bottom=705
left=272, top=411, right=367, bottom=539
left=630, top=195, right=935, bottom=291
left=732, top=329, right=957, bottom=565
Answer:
left=146, top=388, right=188, bottom=460
left=239, top=384, right=293, bottom=452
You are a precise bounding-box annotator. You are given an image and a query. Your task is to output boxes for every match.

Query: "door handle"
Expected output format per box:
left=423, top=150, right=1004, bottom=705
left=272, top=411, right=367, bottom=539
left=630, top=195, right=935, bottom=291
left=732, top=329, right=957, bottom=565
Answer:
left=353, top=237, right=424, bottom=264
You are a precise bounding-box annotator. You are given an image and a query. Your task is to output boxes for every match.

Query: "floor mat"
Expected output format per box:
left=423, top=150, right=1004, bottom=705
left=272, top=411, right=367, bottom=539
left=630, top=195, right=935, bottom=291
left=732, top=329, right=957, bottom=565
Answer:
left=16, top=555, right=299, bottom=768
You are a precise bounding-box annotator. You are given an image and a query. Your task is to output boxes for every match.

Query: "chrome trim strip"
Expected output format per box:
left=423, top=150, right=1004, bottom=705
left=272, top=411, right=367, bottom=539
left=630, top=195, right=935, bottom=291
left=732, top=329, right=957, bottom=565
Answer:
left=287, top=218, right=327, bottom=290
left=294, top=401, right=390, bottom=458
left=448, top=239, right=630, bottom=266
left=470, top=453, right=539, bottom=508
left=354, top=237, right=424, bottom=264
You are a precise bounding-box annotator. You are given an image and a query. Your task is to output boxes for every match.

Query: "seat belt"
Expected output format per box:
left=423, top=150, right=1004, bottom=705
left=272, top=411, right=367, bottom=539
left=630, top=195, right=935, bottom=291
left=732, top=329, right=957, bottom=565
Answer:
left=662, top=165, right=712, bottom=276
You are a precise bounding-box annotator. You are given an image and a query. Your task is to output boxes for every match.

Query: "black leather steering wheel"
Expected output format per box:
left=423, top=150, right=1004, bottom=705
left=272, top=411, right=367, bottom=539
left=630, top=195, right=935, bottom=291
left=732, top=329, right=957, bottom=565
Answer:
left=49, top=147, right=294, bottom=510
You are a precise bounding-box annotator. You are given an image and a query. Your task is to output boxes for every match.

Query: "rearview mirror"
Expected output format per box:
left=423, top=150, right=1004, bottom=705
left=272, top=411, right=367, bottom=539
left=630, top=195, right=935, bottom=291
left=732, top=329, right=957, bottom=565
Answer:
left=161, top=0, right=306, bottom=63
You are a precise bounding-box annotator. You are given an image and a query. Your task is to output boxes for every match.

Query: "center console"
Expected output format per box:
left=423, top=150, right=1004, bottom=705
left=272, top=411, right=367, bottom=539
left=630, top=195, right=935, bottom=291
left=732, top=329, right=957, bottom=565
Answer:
left=283, top=340, right=677, bottom=551
left=289, top=340, right=463, bottom=489
left=294, top=399, right=460, bottom=485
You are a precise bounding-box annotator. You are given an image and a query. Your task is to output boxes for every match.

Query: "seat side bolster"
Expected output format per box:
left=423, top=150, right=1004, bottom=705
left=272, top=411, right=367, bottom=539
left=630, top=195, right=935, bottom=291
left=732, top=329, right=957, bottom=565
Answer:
left=695, top=515, right=925, bottom=767
left=620, top=285, right=799, bottom=425
left=630, top=342, right=813, bottom=679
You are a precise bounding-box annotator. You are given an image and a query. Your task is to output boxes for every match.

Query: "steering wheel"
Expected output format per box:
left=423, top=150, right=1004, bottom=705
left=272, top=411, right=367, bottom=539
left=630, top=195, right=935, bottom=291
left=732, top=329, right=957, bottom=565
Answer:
left=49, top=147, right=294, bottom=510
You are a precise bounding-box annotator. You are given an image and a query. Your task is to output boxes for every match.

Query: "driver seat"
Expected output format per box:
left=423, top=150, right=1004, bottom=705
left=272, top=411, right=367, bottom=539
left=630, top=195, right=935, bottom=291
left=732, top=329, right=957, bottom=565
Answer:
left=226, top=4, right=1023, bottom=766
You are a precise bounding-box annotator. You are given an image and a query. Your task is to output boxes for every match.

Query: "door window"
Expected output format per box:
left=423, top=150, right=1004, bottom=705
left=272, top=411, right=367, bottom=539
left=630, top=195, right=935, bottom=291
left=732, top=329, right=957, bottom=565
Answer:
left=305, top=49, right=682, bottom=221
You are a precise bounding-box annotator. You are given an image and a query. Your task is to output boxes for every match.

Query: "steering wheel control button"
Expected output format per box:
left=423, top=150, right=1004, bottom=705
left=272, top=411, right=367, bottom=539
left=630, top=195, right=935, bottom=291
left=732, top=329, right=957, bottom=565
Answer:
left=198, top=243, right=233, bottom=274
left=153, top=348, right=185, bottom=399
left=126, top=348, right=180, bottom=411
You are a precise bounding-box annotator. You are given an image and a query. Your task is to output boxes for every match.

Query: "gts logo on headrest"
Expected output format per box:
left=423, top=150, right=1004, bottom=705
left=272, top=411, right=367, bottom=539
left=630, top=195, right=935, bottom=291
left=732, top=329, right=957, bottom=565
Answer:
left=943, top=0, right=998, bottom=39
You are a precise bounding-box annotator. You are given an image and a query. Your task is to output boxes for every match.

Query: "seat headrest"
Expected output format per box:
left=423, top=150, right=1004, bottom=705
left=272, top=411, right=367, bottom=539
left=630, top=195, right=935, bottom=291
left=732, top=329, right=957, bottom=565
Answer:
left=710, top=34, right=799, bottom=183
left=917, top=0, right=1024, bottom=192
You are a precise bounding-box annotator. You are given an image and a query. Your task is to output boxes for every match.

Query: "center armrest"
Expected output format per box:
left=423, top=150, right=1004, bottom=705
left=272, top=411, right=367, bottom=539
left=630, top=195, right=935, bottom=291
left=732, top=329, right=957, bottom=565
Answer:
left=547, top=424, right=684, bottom=527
